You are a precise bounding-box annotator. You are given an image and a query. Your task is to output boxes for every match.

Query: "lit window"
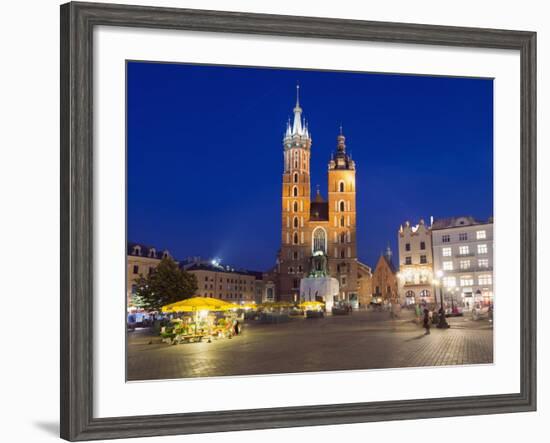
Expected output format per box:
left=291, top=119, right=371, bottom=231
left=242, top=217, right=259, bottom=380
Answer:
left=460, top=276, right=474, bottom=286
left=459, top=260, right=470, bottom=270
left=476, top=230, right=486, bottom=239
left=478, top=258, right=489, bottom=268
left=443, top=261, right=453, bottom=271
left=459, top=232, right=468, bottom=241
left=478, top=244, right=488, bottom=254
left=442, top=234, right=450, bottom=243
left=478, top=275, right=492, bottom=285
left=442, top=276, right=456, bottom=287
left=313, top=228, right=326, bottom=254
left=442, top=247, right=452, bottom=257
left=459, top=245, right=470, bottom=255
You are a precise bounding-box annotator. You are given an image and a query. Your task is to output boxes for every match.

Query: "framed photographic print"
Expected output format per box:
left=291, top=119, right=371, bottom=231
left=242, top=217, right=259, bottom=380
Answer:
left=60, top=1, right=536, bottom=441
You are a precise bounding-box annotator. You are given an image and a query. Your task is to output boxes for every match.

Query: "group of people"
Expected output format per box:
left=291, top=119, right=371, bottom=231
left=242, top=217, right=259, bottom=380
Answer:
left=414, top=304, right=447, bottom=335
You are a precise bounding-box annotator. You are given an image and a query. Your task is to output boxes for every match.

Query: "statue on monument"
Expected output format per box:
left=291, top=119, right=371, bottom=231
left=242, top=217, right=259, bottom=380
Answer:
left=309, top=251, right=328, bottom=278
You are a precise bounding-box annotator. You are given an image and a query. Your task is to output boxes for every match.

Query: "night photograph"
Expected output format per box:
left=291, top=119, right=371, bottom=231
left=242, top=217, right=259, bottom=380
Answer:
left=126, top=61, right=494, bottom=381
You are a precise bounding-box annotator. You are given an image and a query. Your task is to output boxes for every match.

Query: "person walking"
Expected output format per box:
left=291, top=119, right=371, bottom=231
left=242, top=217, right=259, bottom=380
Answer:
left=423, top=309, right=431, bottom=335
left=415, top=303, right=421, bottom=324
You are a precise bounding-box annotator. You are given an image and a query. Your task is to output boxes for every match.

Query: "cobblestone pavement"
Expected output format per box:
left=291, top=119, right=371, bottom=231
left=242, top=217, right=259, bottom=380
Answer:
left=127, top=311, right=493, bottom=381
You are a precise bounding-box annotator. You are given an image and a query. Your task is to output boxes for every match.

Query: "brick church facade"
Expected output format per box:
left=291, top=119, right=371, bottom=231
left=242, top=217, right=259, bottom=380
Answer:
left=271, top=86, right=361, bottom=303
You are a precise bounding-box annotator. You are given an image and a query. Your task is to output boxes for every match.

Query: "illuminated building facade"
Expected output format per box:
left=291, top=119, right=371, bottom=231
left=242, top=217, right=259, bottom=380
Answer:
left=371, top=246, right=398, bottom=304
left=274, top=86, right=360, bottom=303
left=184, top=261, right=263, bottom=303
left=431, top=216, right=494, bottom=309
left=397, top=219, right=435, bottom=305
left=127, top=242, right=173, bottom=305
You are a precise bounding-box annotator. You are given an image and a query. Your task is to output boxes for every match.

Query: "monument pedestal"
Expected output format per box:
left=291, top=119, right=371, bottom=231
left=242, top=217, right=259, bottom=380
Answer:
left=299, top=277, right=340, bottom=312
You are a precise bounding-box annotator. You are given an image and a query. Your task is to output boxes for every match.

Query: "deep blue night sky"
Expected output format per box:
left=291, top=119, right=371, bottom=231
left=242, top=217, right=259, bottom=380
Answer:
left=127, top=61, right=493, bottom=271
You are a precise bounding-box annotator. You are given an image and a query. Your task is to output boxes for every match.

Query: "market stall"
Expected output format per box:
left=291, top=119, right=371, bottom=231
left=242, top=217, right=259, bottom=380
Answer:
left=299, top=300, right=325, bottom=318
left=160, top=297, right=240, bottom=344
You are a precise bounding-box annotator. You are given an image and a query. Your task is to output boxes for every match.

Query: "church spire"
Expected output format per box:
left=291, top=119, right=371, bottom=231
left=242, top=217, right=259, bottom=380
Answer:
left=385, top=243, right=393, bottom=260
left=292, top=83, right=303, bottom=135
left=337, top=126, right=346, bottom=152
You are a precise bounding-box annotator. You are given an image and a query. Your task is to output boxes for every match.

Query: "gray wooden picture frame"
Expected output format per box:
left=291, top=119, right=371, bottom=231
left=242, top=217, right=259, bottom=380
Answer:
left=60, top=1, right=537, bottom=441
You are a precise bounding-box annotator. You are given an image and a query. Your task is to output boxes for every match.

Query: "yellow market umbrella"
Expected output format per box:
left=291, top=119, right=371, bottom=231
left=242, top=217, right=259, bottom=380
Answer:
left=161, top=297, right=238, bottom=313
left=299, top=301, right=325, bottom=311
left=258, top=301, right=295, bottom=310
left=161, top=297, right=239, bottom=336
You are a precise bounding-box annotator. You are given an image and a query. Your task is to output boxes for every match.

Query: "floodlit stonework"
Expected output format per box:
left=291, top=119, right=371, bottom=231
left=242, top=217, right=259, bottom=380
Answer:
left=397, top=219, right=435, bottom=304
left=127, top=243, right=173, bottom=305
left=271, top=86, right=369, bottom=304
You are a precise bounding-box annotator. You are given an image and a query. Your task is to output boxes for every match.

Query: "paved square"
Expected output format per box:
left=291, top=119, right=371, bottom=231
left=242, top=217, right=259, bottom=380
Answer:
left=127, top=311, right=493, bottom=381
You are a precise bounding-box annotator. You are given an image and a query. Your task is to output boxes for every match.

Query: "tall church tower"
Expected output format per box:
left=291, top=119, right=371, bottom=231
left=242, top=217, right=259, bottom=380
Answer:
left=273, top=87, right=360, bottom=304
left=327, top=129, right=358, bottom=300
left=279, top=85, right=312, bottom=300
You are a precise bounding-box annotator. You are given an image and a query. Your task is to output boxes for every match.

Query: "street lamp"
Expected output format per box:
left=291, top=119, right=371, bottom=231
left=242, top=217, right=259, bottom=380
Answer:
left=436, top=270, right=450, bottom=329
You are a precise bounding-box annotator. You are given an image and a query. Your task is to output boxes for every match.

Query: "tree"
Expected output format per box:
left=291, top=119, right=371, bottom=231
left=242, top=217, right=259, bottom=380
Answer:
left=133, top=257, right=198, bottom=312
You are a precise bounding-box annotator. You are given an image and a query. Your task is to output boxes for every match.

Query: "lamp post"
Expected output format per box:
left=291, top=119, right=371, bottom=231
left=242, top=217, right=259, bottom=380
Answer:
left=436, top=270, right=450, bottom=329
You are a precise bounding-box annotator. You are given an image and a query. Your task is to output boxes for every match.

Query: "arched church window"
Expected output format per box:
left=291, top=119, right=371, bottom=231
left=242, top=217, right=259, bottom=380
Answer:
left=293, top=186, right=298, bottom=197
left=293, top=232, right=299, bottom=244
left=340, top=216, right=345, bottom=227
left=293, top=217, right=299, bottom=228
left=293, top=201, right=298, bottom=212
left=340, top=249, right=346, bottom=259
left=339, top=181, right=345, bottom=192
left=339, top=201, right=345, bottom=212
left=312, top=228, right=327, bottom=254
left=293, top=173, right=298, bottom=183
left=340, top=232, right=346, bottom=243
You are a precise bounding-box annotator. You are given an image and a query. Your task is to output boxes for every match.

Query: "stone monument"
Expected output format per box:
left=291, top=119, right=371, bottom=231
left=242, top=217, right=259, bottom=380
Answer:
left=299, top=251, right=340, bottom=312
